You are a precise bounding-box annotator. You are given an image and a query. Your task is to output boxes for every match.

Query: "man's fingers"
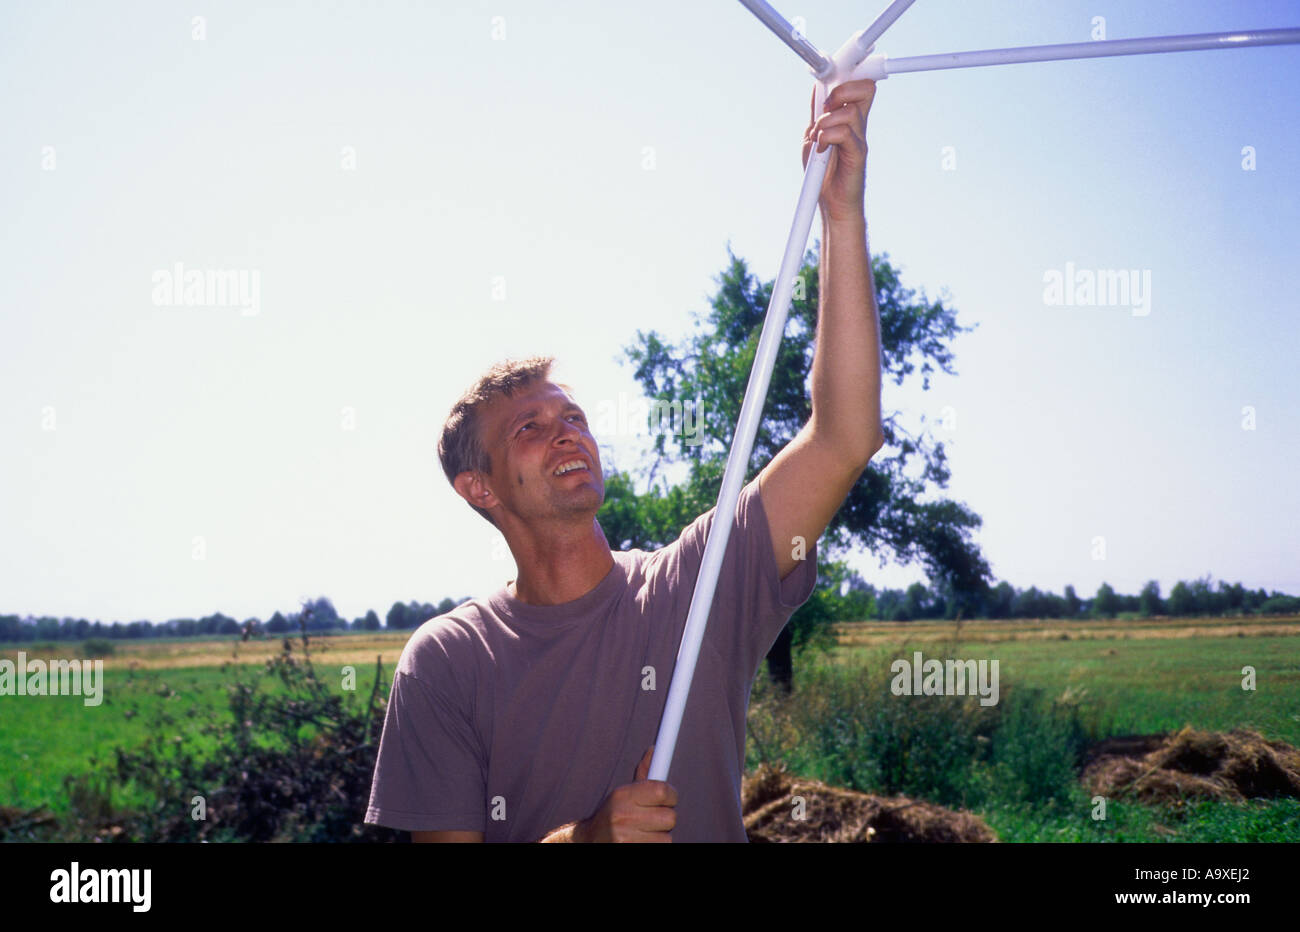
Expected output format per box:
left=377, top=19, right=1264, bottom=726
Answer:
left=630, top=828, right=674, bottom=843
left=619, top=803, right=675, bottom=841
left=823, top=78, right=877, bottom=113
left=814, top=123, right=865, bottom=156
left=618, top=777, right=677, bottom=808
left=629, top=779, right=677, bottom=808
left=652, top=780, right=678, bottom=808
left=814, top=103, right=868, bottom=134
left=634, top=745, right=653, bottom=782
left=638, top=804, right=677, bottom=833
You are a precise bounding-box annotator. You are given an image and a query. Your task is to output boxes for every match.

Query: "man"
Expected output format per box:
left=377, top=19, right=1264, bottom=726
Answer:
left=365, top=78, right=883, bottom=842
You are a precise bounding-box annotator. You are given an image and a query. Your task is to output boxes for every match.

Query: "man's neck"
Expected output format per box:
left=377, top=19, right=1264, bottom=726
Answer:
left=506, top=519, right=615, bottom=606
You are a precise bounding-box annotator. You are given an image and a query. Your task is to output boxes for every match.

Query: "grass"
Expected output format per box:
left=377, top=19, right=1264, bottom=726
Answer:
left=835, top=631, right=1300, bottom=746
left=984, top=795, right=1300, bottom=843
left=1, top=652, right=392, bottom=817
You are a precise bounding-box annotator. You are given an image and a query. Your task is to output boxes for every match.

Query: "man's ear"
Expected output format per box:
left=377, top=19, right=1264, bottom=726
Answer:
left=454, top=471, right=498, bottom=511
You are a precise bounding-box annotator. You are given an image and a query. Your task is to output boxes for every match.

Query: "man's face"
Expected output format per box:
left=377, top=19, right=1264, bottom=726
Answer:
left=477, top=381, right=604, bottom=527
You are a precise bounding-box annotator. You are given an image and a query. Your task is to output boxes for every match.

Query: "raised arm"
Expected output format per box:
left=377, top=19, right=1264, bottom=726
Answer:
left=758, top=78, right=884, bottom=580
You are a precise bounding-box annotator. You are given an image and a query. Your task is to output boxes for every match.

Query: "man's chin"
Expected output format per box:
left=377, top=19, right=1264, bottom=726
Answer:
left=551, top=486, right=603, bottom=514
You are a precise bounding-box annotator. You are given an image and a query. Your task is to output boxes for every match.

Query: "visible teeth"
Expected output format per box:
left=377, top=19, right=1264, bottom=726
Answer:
left=555, top=461, right=586, bottom=475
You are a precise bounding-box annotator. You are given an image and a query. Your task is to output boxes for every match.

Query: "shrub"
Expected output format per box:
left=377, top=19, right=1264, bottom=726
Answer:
left=748, top=652, right=1091, bottom=811
left=82, top=638, right=116, bottom=657
left=55, top=638, right=402, bottom=842
left=989, top=686, right=1090, bottom=806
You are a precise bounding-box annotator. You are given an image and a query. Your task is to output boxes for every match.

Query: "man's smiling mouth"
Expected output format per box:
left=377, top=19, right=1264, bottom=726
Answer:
left=553, top=458, right=590, bottom=476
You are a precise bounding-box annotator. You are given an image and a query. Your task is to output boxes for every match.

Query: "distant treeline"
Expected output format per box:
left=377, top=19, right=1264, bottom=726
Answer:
left=2, top=576, right=1298, bottom=643
left=868, top=576, right=1300, bottom=622
left=0, top=596, right=471, bottom=644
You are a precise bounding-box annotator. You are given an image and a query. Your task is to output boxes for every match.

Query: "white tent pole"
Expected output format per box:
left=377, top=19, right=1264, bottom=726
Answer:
left=645, top=6, right=891, bottom=785
left=734, top=0, right=920, bottom=79
left=850, top=29, right=1300, bottom=81
left=734, top=0, right=833, bottom=75
left=839, top=0, right=918, bottom=70
left=645, top=94, right=832, bottom=784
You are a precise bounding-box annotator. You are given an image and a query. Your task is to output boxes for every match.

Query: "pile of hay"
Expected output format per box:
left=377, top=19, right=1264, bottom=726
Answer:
left=1081, top=727, right=1300, bottom=805
left=741, top=764, right=996, bottom=843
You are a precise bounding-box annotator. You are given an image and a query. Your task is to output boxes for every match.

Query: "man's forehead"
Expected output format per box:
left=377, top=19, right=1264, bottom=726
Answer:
left=488, top=381, right=580, bottom=430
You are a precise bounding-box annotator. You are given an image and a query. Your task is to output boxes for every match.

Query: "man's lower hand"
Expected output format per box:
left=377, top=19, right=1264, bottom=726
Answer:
left=574, top=745, right=677, bottom=843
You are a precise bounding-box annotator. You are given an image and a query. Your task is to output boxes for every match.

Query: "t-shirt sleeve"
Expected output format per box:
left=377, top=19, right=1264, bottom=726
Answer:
left=364, top=627, right=487, bottom=833
left=671, top=478, right=819, bottom=682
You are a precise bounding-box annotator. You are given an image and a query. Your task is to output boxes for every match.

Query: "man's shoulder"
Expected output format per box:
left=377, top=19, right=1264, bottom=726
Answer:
left=396, top=600, right=495, bottom=678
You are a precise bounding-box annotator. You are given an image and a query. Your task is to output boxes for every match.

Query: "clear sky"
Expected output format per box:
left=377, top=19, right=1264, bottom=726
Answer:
left=2, top=0, right=1298, bottom=625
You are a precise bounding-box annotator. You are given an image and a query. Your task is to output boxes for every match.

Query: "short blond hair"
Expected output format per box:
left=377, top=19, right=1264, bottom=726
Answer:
left=438, top=356, right=566, bottom=527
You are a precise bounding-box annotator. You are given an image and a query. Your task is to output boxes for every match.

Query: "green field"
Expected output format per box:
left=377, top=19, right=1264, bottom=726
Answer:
left=3, top=620, right=1298, bottom=840
left=746, top=618, right=1300, bottom=842
left=833, top=631, right=1300, bottom=746
left=1, top=651, right=388, bottom=818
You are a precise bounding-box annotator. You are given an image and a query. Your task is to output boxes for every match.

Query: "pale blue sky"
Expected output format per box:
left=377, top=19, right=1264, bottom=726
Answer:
left=3, top=0, right=1298, bottom=624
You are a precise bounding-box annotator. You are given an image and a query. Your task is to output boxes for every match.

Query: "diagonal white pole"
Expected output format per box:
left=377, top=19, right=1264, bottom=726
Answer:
left=646, top=2, right=899, bottom=785
left=734, top=0, right=833, bottom=75
left=647, top=6, right=1300, bottom=786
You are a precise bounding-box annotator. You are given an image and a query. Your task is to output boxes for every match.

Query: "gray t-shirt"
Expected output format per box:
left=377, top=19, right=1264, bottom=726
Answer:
left=364, top=478, right=817, bottom=842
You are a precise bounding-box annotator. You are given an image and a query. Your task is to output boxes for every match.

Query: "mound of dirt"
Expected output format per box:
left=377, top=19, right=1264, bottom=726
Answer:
left=741, top=764, right=996, bottom=843
left=1081, top=727, right=1300, bottom=806
left=0, top=806, right=58, bottom=839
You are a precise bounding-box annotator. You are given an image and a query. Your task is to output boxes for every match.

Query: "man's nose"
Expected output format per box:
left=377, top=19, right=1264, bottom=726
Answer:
left=553, top=417, right=581, bottom=442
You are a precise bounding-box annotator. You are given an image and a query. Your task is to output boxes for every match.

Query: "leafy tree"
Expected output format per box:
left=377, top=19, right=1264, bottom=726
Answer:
left=902, top=581, right=934, bottom=620
left=361, top=609, right=381, bottom=631
left=385, top=602, right=410, bottom=630
left=385, top=600, right=437, bottom=630
left=1167, top=580, right=1194, bottom=616
left=1258, top=594, right=1300, bottom=614
left=1218, top=580, right=1246, bottom=614
left=1187, top=577, right=1211, bottom=615
left=0, top=614, right=24, bottom=642
left=1244, top=587, right=1270, bottom=612
left=987, top=581, right=1015, bottom=620
left=1012, top=585, right=1052, bottom=619
left=1062, top=585, right=1082, bottom=618
left=301, top=597, right=340, bottom=631
left=875, top=588, right=905, bottom=620
left=1138, top=580, right=1162, bottom=617
left=597, top=469, right=705, bottom=552
left=830, top=568, right=876, bottom=623
left=266, top=611, right=291, bottom=634
left=1092, top=582, right=1119, bottom=619
left=602, top=244, right=990, bottom=689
